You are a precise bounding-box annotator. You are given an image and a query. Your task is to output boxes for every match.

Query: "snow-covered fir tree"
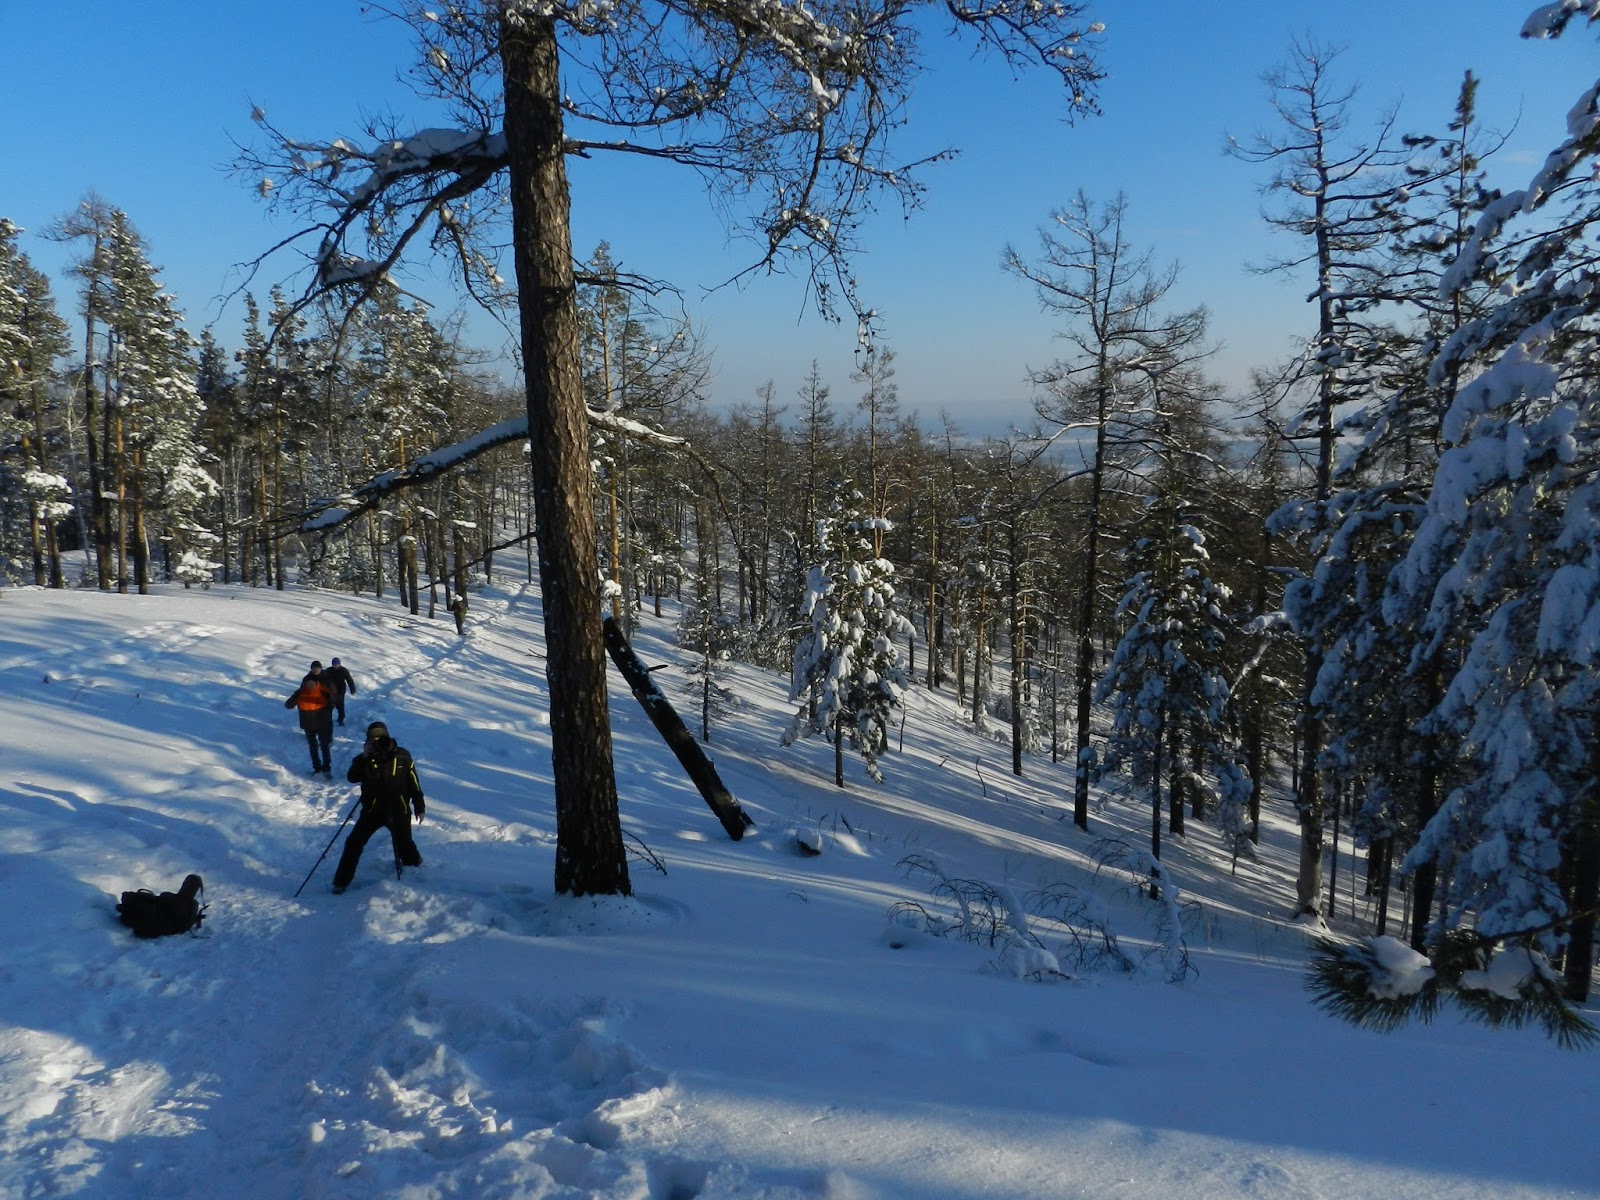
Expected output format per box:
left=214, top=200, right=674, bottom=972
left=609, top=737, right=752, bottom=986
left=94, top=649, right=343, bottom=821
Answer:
left=1387, top=15, right=1600, bottom=994
left=1095, top=491, right=1248, bottom=869
left=783, top=484, right=914, bottom=786
left=1288, top=72, right=1509, bottom=941
left=100, top=209, right=214, bottom=591
left=0, top=218, right=72, bottom=587
left=1311, top=5, right=1600, bottom=1023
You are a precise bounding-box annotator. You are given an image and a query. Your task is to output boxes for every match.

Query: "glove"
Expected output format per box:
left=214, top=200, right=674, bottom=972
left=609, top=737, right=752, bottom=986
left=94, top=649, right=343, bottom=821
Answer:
left=413, top=796, right=425, bottom=822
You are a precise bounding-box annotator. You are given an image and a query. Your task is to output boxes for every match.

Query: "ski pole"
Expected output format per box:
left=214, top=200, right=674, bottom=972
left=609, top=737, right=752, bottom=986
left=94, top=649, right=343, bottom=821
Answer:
left=293, top=798, right=361, bottom=898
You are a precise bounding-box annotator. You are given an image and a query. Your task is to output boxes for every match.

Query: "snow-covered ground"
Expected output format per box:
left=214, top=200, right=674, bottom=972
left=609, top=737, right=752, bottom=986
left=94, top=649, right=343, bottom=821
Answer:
left=1, top=578, right=1594, bottom=1199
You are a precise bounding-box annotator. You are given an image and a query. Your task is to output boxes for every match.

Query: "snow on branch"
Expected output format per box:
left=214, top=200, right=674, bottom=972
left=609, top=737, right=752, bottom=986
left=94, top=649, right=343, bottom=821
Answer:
left=293, top=406, right=689, bottom=533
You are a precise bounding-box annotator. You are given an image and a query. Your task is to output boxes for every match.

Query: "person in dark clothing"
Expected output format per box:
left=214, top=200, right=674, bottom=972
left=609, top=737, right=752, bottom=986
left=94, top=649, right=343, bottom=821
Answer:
left=331, top=721, right=426, bottom=893
left=325, top=657, right=358, bottom=725
left=284, top=661, right=335, bottom=775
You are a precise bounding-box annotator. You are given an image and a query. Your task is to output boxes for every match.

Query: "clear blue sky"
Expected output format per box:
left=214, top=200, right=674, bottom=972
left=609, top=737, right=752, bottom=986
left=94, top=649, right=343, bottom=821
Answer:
left=3, top=2, right=1594, bottom=434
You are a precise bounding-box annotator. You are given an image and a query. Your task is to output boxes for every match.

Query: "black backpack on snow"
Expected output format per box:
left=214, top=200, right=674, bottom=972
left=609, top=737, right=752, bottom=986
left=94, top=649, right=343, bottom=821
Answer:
left=117, top=873, right=207, bottom=938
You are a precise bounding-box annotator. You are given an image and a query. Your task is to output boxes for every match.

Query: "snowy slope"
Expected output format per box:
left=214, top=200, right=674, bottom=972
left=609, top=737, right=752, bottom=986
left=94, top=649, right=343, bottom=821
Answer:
left=1, top=580, right=1595, bottom=1199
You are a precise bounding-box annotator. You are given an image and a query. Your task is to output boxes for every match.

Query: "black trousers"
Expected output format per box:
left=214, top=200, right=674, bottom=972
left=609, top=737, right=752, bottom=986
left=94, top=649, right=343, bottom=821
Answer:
left=333, top=693, right=347, bottom=724
left=331, top=802, right=421, bottom=889
left=303, top=724, right=332, bottom=771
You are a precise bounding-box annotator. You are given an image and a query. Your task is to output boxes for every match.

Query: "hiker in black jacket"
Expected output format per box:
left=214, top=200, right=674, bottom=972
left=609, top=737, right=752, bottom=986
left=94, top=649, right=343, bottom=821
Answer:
left=284, top=661, right=335, bottom=775
left=331, top=721, right=425, bottom=893
left=325, top=657, right=358, bottom=725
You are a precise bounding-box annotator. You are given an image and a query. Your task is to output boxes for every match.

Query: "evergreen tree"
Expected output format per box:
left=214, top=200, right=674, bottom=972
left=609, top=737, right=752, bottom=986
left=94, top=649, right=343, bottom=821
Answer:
left=1272, top=73, right=1507, bottom=935
left=0, top=218, right=71, bottom=587
left=1392, top=101, right=1600, bottom=994
left=100, top=209, right=213, bottom=592
left=1095, top=492, right=1244, bottom=872
left=1312, top=5, right=1600, bottom=1025
left=783, top=484, right=913, bottom=786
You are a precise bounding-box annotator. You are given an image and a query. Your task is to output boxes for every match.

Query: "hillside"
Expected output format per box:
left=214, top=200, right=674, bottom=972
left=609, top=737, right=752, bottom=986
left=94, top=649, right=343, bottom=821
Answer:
left=1, top=579, right=1594, bottom=1199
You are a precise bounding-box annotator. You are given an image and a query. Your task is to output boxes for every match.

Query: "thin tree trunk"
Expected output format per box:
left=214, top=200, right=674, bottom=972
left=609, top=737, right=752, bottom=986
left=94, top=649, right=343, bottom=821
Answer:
left=1409, top=671, right=1444, bottom=951
left=1372, top=837, right=1393, bottom=937
left=1072, top=398, right=1109, bottom=831
left=1168, top=723, right=1185, bottom=836
left=925, top=504, right=939, bottom=690
left=834, top=712, right=845, bottom=788
left=131, top=444, right=149, bottom=594
left=112, top=401, right=128, bottom=593
left=80, top=272, right=113, bottom=590
left=1562, top=738, right=1600, bottom=1001
left=1149, top=703, right=1165, bottom=896
left=1009, top=520, right=1026, bottom=777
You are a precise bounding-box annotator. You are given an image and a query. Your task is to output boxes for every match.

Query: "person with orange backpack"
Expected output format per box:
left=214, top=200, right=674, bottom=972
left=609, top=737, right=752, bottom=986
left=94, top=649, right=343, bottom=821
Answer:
left=284, top=660, right=336, bottom=775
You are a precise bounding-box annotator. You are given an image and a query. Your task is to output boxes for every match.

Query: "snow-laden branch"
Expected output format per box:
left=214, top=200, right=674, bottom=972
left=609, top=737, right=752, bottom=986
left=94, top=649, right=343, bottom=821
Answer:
left=293, top=406, right=687, bottom=532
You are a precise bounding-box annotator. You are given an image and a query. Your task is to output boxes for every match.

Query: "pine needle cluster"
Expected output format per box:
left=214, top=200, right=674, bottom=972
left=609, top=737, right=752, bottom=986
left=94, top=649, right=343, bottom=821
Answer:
left=1306, top=931, right=1599, bottom=1050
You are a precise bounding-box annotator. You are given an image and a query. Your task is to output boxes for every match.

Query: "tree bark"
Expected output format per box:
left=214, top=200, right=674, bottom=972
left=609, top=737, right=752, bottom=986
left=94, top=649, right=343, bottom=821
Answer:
left=499, top=9, right=630, bottom=897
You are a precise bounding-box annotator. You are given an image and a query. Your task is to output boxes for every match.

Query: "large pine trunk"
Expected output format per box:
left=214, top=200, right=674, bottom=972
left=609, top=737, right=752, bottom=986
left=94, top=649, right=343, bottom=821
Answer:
left=499, top=10, right=630, bottom=897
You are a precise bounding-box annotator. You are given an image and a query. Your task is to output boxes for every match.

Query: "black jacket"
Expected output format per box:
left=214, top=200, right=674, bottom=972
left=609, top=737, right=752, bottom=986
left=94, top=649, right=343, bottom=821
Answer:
left=347, top=741, right=424, bottom=818
left=326, top=664, right=357, bottom=699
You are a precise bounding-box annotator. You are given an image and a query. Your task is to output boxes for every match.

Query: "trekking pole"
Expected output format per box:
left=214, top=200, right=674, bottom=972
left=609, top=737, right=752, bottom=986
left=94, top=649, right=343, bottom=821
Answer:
left=293, top=798, right=361, bottom=898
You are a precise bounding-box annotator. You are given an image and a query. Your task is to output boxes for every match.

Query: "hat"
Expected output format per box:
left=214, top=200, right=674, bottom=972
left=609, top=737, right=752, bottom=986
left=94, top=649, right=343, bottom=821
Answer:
left=331, top=657, right=341, bottom=666
left=310, top=660, right=323, bottom=670
left=366, top=721, right=390, bottom=740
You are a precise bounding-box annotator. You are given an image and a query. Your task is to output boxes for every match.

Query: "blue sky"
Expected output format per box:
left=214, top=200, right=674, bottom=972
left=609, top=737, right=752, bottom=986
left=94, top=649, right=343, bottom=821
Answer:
left=3, top=2, right=1594, bottom=433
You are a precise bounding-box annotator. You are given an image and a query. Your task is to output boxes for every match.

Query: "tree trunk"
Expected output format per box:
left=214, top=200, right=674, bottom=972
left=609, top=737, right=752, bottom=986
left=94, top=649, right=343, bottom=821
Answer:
left=81, top=277, right=113, bottom=590
left=499, top=10, right=630, bottom=897
left=1072, top=395, right=1109, bottom=831
left=972, top=543, right=988, bottom=731
left=925, top=498, right=939, bottom=689
left=1149, top=703, right=1165, bottom=896
left=1168, top=723, right=1186, bottom=836
left=1244, top=706, right=1264, bottom=844
left=1009, top=528, right=1025, bottom=777
left=1372, top=836, right=1393, bottom=937
left=1409, top=672, right=1444, bottom=951
left=1292, top=175, right=1339, bottom=920
left=1563, top=737, right=1600, bottom=1001
left=270, top=404, right=284, bottom=589
left=834, top=712, right=845, bottom=788
left=1294, top=644, right=1326, bottom=917
left=131, top=444, right=149, bottom=594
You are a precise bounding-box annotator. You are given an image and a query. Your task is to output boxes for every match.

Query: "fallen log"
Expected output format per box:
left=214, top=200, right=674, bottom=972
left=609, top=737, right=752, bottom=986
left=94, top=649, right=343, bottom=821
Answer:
left=602, top=617, right=754, bottom=840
